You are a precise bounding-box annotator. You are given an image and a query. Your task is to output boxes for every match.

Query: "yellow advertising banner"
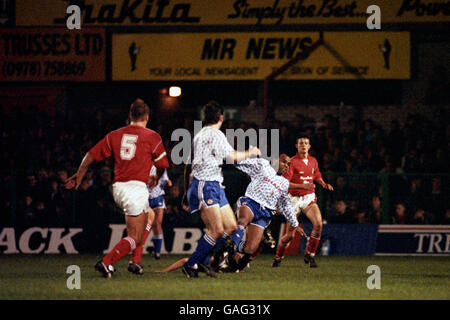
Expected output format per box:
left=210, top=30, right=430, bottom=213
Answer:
left=15, top=0, right=450, bottom=26
left=0, top=28, right=106, bottom=81
left=112, top=31, right=410, bottom=80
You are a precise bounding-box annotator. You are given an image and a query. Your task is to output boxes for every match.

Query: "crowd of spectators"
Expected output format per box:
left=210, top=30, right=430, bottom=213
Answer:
left=0, top=103, right=448, bottom=229
left=220, top=111, right=449, bottom=225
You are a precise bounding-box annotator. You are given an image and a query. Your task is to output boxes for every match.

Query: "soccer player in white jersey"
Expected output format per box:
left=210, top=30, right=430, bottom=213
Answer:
left=147, top=166, right=171, bottom=259
left=212, top=154, right=307, bottom=272
left=181, top=101, right=261, bottom=278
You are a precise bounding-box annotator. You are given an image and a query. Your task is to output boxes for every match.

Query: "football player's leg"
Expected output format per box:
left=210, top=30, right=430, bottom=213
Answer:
left=303, top=204, right=322, bottom=267
left=202, top=193, right=236, bottom=265
left=212, top=204, right=237, bottom=257
left=200, top=207, right=228, bottom=266
left=99, top=182, right=149, bottom=277
left=103, top=210, right=148, bottom=267
left=221, top=204, right=238, bottom=238
left=130, top=208, right=155, bottom=265
left=185, top=205, right=224, bottom=269
left=151, top=207, right=165, bottom=259
left=251, top=222, right=275, bottom=261
left=201, top=205, right=225, bottom=240
left=234, top=224, right=264, bottom=271
left=274, top=222, right=296, bottom=261
left=231, top=205, right=253, bottom=251
left=211, top=204, right=254, bottom=271
left=183, top=180, right=223, bottom=277
left=245, top=224, right=264, bottom=253
left=216, top=191, right=238, bottom=249
left=273, top=196, right=301, bottom=266
left=250, top=242, right=264, bottom=261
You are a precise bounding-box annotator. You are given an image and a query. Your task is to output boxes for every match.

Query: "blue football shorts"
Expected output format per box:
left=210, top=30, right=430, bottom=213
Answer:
left=187, top=178, right=229, bottom=213
left=236, top=196, right=273, bottom=229
left=149, top=195, right=166, bottom=209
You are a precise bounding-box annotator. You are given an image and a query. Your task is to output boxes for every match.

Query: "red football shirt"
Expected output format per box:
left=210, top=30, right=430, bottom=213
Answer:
left=88, top=125, right=169, bottom=184
left=283, top=154, right=322, bottom=196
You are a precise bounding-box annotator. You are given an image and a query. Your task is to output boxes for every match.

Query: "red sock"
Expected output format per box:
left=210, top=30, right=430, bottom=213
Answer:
left=130, top=224, right=151, bottom=265
left=305, top=232, right=320, bottom=256
left=103, top=236, right=136, bottom=266
left=275, top=242, right=290, bottom=260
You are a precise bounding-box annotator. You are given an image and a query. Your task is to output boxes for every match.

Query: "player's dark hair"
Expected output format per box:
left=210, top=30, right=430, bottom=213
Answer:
left=296, top=135, right=311, bottom=143
left=202, top=100, right=223, bottom=125
left=129, top=98, right=150, bottom=121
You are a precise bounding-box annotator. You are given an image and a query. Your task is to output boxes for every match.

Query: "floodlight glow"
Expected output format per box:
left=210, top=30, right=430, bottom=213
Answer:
left=169, top=86, right=181, bottom=97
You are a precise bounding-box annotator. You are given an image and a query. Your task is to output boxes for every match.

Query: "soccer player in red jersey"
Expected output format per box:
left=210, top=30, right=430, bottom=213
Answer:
left=65, top=99, right=169, bottom=278
left=272, top=136, right=333, bottom=268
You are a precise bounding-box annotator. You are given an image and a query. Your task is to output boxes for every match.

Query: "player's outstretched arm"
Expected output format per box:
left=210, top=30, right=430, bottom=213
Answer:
left=149, top=167, right=165, bottom=188
left=294, top=225, right=307, bottom=238
left=277, top=192, right=306, bottom=238
left=154, top=257, right=189, bottom=273
left=315, top=177, right=334, bottom=191
left=226, top=145, right=261, bottom=163
left=162, top=169, right=173, bottom=187
left=65, top=152, right=95, bottom=190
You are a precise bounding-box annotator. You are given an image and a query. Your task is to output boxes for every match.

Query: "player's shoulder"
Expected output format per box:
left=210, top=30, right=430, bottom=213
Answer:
left=308, top=155, right=318, bottom=163
left=210, top=127, right=227, bottom=139
left=203, top=126, right=225, bottom=137
left=117, top=125, right=163, bottom=141
left=142, top=127, right=161, bottom=137
left=195, top=126, right=210, bottom=137
left=135, top=126, right=163, bottom=139
left=279, top=175, right=290, bottom=188
left=105, top=126, right=127, bottom=138
left=280, top=176, right=290, bottom=188
left=290, top=153, right=302, bottom=163
left=111, top=125, right=137, bottom=134
left=198, top=126, right=226, bottom=141
left=145, top=129, right=164, bottom=146
left=272, top=175, right=290, bottom=197
left=252, top=157, right=268, bottom=170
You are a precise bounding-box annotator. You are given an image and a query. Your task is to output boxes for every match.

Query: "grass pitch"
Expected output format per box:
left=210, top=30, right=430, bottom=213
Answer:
left=0, top=254, right=448, bottom=300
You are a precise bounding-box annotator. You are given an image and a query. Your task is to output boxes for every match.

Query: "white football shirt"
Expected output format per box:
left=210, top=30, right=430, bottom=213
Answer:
left=191, top=126, right=234, bottom=183
left=236, top=158, right=299, bottom=227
